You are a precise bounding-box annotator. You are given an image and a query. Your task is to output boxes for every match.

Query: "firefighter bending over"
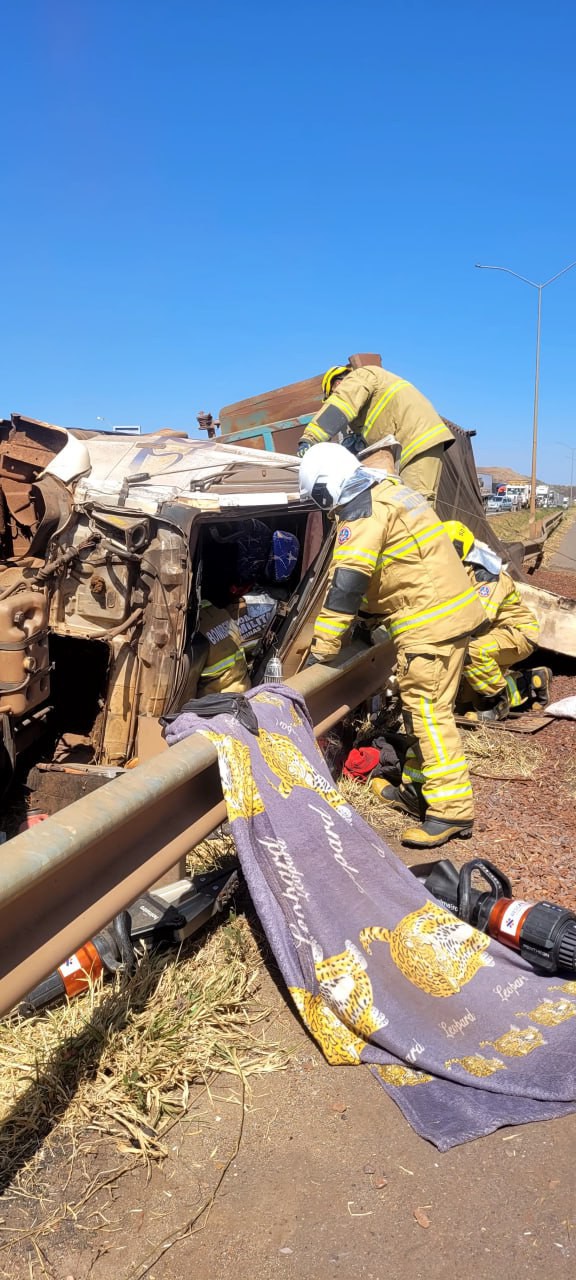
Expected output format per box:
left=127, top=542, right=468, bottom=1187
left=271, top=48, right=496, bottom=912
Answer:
left=297, top=364, right=454, bottom=507
left=299, top=444, right=486, bottom=849
left=444, top=522, right=551, bottom=720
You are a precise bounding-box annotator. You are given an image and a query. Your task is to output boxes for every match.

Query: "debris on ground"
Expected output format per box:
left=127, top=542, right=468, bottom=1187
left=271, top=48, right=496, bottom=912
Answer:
left=0, top=907, right=286, bottom=1216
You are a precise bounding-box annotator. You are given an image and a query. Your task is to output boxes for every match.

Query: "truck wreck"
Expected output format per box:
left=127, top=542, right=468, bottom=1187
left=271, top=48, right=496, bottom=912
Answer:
left=0, top=414, right=333, bottom=792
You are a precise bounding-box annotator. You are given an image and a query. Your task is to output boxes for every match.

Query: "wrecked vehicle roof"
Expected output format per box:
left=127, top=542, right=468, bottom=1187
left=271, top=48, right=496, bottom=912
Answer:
left=63, top=430, right=302, bottom=511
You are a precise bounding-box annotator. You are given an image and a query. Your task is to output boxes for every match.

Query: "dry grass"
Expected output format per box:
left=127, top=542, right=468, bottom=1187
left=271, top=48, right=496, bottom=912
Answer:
left=339, top=776, right=413, bottom=838
left=189, top=826, right=237, bottom=873
left=341, top=724, right=540, bottom=834
left=0, top=845, right=287, bottom=1256
left=488, top=507, right=563, bottom=541
left=458, top=723, right=540, bottom=779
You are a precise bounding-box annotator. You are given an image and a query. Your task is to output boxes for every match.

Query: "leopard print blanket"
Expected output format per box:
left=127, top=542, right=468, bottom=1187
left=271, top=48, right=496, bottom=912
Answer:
left=165, top=686, right=576, bottom=1150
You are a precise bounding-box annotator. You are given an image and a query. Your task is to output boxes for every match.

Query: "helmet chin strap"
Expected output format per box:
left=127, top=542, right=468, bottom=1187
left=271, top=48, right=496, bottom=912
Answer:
left=311, top=478, right=333, bottom=510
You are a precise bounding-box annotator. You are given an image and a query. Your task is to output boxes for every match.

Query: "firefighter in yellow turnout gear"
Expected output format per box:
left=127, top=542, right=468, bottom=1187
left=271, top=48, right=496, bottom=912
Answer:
left=299, top=445, right=486, bottom=848
left=444, top=522, right=551, bottom=720
left=196, top=601, right=250, bottom=697
left=297, top=364, right=454, bottom=507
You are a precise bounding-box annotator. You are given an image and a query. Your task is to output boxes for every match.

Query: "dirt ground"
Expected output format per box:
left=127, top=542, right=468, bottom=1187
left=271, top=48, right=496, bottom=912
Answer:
left=2, top=565, right=576, bottom=1280
left=2, top=952, right=575, bottom=1280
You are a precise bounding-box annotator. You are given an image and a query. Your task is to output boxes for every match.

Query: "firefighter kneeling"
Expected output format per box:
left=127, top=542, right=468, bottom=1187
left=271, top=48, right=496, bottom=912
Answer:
left=444, top=522, right=552, bottom=721
left=299, top=444, right=486, bottom=849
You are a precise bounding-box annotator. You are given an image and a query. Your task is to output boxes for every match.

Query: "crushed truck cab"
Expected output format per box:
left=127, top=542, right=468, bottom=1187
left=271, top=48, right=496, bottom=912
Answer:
left=0, top=416, right=338, bottom=791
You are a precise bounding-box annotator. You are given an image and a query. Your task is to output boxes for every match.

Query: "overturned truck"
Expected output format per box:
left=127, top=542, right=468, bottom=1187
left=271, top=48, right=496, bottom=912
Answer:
left=1, top=385, right=574, bottom=796
left=0, top=414, right=335, bottom=793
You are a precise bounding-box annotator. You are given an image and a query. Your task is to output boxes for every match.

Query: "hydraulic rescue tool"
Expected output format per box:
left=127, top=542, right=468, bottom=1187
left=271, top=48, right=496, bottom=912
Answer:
left=21, top=865, right=239, bottom=1011
left=413, top=857, right=576, bottom=978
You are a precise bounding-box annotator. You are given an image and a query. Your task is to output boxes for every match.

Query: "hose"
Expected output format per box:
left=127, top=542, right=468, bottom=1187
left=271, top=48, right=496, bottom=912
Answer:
left=0, top=576, right=28, bottom=601
left=35, top=535, right=99, bottom=583
left=86, top=607, right=144, bottom=640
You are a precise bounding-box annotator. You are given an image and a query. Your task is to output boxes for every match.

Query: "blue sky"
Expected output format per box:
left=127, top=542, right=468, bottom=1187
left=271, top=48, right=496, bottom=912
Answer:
left=2, top=0, right=576, bottom=481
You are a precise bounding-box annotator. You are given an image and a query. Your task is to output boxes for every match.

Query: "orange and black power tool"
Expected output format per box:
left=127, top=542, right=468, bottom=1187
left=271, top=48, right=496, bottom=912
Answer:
left=413, top=857, right=576, bottom=978
left=21, top=865, right=239, bottom=1012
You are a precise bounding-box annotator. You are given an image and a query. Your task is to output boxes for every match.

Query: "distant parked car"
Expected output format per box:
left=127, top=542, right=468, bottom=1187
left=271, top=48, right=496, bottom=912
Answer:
left=486, top=495, right=513, bottom=513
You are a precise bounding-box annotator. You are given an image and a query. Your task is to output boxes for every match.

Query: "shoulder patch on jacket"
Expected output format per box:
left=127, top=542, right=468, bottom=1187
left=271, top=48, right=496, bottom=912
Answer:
left=338, top=489, right=373, bottom=521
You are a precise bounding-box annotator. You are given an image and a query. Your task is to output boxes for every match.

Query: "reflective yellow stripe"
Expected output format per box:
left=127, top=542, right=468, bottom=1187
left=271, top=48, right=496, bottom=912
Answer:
left=364, top=380, right=409, bottom=436
left=334, top=546, right=378, bottom=568
left=467, top=667, right=501, bottom=684
left=427, top=698, right=450, bottom=765
left=423, top=758, right=468, bottom=778
left=467, top=678, right=502, bottom=694
left=402, top=766, right=425, bottom=783
left=202, top=651, right=244, bottom=677
left=315, top=616, right=351, bottom=636
left=378, top=523, right=443, bottom=565
left=505, top=674, right=525, bottom=706
left=305, top=422, right=329, bottom=443
left=389, top=586, right=478, bottom=636
left=420, top=696, right=445, bottom=766
left=400, top=423, right=447, bottom=465
left=331, top=393, right=356, bottom=421
left=426, top=783, right=473, bottom=800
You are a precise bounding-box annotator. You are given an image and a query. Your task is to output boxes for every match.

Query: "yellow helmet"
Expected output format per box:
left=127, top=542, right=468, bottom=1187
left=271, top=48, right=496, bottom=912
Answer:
left=444, top=520, right=475, bottom=561
left=321, top=365, right=351, bottom=399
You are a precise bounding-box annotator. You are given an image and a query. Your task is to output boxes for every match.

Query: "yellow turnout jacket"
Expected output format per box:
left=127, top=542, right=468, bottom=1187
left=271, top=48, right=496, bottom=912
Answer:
left=300, top=366, right=454, bottom=469
left=311, top=477, right=485, bottom=661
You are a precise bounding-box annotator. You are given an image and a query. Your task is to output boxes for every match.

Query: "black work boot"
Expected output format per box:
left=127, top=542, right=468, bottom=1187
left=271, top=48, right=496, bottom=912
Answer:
left=370, top=780, right=424, bottom=819
left=529, top=666, right=552, bottom=707
left=476, top=688, right=510, bottom=722
left=401, top=817, right=474, bottom=848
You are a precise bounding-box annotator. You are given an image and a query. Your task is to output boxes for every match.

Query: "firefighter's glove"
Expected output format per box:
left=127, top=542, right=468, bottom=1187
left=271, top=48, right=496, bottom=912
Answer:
left=341, top=433, right=366, bottom=457
left=297, top=440, right=311, bottom=458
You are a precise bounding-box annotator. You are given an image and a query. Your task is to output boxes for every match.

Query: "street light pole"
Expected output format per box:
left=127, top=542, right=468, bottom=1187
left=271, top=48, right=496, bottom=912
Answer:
left=475, top=260, right=576, bottom=536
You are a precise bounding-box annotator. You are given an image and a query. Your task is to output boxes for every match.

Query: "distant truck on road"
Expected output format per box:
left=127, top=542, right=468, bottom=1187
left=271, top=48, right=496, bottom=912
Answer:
left=497, top=483, right=530, bottom=509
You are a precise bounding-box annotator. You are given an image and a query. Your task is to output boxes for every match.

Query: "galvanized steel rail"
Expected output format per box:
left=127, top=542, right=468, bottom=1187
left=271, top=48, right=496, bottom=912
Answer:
left=0, top=640, right=390, bottom=1016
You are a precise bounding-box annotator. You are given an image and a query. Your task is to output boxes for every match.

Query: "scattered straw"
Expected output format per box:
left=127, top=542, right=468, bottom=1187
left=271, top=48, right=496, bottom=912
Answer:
left=339, top=777, right=413, bottom=839
left=459, top=724, right=540, bottom=780
left=188, top=826, right=237, bottom=874
left=0, top=897, right=287, bottom=1255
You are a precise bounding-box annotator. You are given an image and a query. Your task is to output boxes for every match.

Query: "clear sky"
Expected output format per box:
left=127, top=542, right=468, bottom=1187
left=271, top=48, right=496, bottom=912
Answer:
left=2, top=0, right=575, bottom=482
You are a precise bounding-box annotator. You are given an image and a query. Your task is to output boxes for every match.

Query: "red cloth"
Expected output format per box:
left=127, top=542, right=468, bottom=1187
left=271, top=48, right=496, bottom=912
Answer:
left=342, top=746, right=381, bottom=781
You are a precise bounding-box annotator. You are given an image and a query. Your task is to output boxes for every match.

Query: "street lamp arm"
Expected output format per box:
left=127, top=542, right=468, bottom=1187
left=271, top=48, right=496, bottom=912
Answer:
left=474, top=263, right=539, bottom=288
left=542, top=260, right=576, bottom=289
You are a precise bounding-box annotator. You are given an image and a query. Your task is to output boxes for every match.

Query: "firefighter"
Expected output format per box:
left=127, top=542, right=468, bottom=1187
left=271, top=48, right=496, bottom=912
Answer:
left=444, top=521, right=551, bottom=719
left=297, top=364, right=454, bottom=506
left=196, top=600, right=250, bottom=696
left=299, top=444, right=486, bottom=848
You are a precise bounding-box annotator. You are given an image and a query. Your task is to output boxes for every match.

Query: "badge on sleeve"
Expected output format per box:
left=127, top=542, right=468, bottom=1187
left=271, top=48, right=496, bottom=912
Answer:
left=478, top=584, right=491, bottom=597
left=338, top=525, right=352, bottom=545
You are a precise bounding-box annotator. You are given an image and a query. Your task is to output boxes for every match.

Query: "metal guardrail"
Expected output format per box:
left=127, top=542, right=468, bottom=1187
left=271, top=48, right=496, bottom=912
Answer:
left=0, top=639, right=392, bottom=1016
left=522, top=511, right=565, bottom=571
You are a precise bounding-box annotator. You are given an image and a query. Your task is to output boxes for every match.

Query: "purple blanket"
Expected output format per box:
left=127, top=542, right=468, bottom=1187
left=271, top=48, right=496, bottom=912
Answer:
left=166, top=686, right=576, bottom=1150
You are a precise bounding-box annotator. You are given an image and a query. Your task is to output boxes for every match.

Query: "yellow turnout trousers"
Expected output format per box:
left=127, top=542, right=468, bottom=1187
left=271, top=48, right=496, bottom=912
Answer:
left=398, top=444, right=445, bottom=508
left=396, top=637, right=474, bottom=822
left=464, top=626, right=535, bottom=705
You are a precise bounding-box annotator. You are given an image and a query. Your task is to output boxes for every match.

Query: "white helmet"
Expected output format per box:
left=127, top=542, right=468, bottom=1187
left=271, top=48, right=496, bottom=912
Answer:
left=299, top=442, right=360, bottom=510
